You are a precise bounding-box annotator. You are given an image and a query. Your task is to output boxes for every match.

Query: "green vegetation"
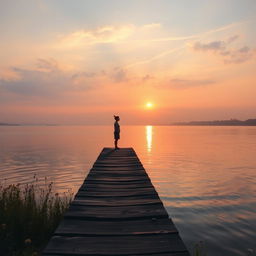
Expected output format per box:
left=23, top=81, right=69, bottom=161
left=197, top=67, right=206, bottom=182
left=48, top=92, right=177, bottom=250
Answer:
left=193, top=241, right=207, bottom=256
left=192, top=241, right=256, bottom=256
left=0, top=179, right=72, bottom=256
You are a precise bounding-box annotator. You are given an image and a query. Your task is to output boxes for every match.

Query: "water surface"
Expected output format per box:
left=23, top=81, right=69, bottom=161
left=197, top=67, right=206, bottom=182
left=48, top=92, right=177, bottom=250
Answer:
left=0, top=125, right=256, bottom=255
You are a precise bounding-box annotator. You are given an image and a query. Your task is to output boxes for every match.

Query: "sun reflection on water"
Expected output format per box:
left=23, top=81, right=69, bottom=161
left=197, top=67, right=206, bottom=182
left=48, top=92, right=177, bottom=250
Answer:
left=146, top=125, right=153, bottom=152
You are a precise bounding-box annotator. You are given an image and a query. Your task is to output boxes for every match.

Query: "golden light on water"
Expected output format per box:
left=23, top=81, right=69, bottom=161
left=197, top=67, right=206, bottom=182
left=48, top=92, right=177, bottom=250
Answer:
left=146, top=125, right=153, bottom=152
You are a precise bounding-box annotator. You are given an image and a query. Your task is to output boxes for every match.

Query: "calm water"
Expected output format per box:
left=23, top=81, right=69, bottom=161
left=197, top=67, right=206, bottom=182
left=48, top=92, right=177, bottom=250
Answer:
left=0, top=125, right=256, bottom=255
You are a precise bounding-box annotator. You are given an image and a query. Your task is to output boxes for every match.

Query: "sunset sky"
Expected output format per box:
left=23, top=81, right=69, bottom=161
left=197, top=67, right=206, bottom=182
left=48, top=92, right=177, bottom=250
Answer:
left=0, top=0, right=256, bottom=125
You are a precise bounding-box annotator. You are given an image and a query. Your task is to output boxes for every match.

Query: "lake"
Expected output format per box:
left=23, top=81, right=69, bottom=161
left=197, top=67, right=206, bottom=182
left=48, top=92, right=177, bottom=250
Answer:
left=0, top=125, right=256, bottom=255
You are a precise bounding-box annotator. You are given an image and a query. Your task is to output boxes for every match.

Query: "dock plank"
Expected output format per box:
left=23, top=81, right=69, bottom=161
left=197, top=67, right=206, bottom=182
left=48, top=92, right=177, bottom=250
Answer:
left=76, top=189, right=157, bottom=197
left=55, top=218, right=178, bottom=236
left=79, top=186, right=156, bottom=192
left=44, top=253, right=190, bottom=256
left=85, top=177, right=150, bottom=182
left=80, top=183, right=153, bottom=189
left=64, top=204, right=168, bottom=220
left=89, top=170, right=146, bottom=175
left=71, top=198, right=162, bottom=207
left=44, top=235, right=188, bottom=255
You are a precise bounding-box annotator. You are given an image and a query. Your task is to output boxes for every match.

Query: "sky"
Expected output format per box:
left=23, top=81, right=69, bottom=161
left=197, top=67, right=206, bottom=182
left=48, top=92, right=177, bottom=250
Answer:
left=0, top=0, right=256, bottom=125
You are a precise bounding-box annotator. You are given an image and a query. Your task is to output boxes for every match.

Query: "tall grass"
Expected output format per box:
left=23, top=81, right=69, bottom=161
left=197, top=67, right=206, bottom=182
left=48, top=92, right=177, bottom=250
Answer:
left=0, top=179, right=72, bottom=256
left=193, top=241, right=207, bottom=256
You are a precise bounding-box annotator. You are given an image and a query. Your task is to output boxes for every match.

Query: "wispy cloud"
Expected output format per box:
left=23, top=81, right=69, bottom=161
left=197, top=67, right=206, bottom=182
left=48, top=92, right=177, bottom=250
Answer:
left=141, top=23, right=162, bottom=30
left=124, top=21, right=247, bottom=69
left=164, top=78, right=216, bottom=90
left=125, top=46, right=185, bottom=69
left=111, top=68, right=129, bottom=83
left=36, top=58, right=59, bottom=72
left=192, top=35, right=255, bottom=64
left=0, top=68, right=21, bottom=82
left=142, top=74, right=154, bottom=82
left=227, top=35, right=240, bottom=44
left=193, top=40, right=226, bottom=51
left=201, top=21, right=246, bottom=37
left=132, top=21, right=247, bottom=44
left=56, top=25, right=136, bottom=48
left=56, top=23, right=167, bottom=49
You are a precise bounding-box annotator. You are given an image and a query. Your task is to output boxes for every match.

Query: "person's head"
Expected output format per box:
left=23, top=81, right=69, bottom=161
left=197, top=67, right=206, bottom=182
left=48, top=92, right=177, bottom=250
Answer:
left=114, top=115, right=120, bottom=121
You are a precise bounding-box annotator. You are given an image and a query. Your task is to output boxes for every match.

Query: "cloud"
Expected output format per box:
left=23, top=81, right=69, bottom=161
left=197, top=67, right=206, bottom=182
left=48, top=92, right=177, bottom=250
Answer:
left=0, top=68, right=21, bottom=82
left=111, top=68, right=128, bottom=83
left=224, top=46, right=255, bottom=64
left=141, top=23, right=162, bottom=30
left=136, top=21, right=245, bottom=44
left=1, top=68, right=67, bottom=97
left=72, top=71, right=97, bottom=80
left=227, top=35, right=240, bottom=44
left=193, top=40, right=225, bottom=51
left=142, top=74, right=154, bottom=82
left=57, top=25, right=135, bottom=48
left=126, top=46, right=185, bottom=69
left=165, top=78, right=215, bottom=90
left=0, top=58, right=94, bottom=99
left=191, top=35, right=255, bottom=64
left=56, top=23, right=167, bottom=49
left=36, top=58, right=59, bottom=72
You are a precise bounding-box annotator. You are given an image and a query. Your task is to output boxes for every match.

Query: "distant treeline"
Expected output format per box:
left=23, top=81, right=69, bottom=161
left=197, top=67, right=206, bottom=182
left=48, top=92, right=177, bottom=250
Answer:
left=0, top=123, right=58, bottom=126
left=173, top=119, right=256, bottom=126
left=0, top=123, right=20, bottom=126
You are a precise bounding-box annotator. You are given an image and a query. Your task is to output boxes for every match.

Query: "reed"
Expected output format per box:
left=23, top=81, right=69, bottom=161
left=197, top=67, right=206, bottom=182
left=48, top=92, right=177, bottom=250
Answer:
left=193, top=241, right=207, bottom=256
left=0, top=179, right=72, bottom=256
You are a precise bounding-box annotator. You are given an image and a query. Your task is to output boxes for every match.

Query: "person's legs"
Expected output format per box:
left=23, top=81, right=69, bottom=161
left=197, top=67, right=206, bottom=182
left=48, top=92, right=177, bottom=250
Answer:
left=114, top=139, right=119, bottom=149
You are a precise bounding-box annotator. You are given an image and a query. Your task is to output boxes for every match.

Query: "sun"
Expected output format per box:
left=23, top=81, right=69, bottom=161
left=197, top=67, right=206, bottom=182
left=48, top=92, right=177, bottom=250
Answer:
left=145, top=102, right=154, bottom=109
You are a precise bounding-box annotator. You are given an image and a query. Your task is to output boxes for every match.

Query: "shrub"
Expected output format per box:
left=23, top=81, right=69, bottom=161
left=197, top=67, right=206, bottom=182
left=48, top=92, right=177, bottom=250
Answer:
left=0, top=179, right=72, bottom=256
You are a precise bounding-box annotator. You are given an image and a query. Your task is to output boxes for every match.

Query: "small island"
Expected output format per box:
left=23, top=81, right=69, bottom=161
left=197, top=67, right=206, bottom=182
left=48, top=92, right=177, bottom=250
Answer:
left=173, top=118, right=256, bottom=126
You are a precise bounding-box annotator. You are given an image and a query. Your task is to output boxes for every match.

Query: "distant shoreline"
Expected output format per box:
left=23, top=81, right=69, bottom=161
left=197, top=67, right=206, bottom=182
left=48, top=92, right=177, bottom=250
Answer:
left=172, top=119, right=256, bottom=126
left=0, top=123, right=58, bottom=126
left=1, top=119, right=256, bottom=126
left=0, top=123, right=20, bottom=126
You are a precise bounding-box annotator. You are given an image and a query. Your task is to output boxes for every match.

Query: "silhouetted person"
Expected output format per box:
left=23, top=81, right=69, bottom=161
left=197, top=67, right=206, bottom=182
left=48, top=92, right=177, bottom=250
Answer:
left=114, top=115, right=120, bottom=149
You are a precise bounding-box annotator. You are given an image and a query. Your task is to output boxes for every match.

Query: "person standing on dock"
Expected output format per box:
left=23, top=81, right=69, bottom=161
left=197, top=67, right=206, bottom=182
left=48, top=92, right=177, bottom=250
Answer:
left=114, top=115, right=120, bottom=149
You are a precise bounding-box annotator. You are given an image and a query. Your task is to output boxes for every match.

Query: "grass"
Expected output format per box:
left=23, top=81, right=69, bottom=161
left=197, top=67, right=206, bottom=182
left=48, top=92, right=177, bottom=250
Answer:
left=193, top=241, right=207, bottom=256
left=192, top=241, right=256, bottom=256
left=0, top=178, right=72, bottom=256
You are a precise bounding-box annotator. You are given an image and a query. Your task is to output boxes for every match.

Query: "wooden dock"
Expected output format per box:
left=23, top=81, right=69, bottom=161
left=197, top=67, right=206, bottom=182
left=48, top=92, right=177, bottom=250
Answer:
left=43, top=147, right=190, bottom=256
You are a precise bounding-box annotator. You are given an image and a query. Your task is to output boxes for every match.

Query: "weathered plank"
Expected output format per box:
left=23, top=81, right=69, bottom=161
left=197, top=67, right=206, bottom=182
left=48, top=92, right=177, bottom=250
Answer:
left=87, top=172, right=148, bottom=178
left=79, top=186, right=156, bottom=192
left=44, top=253, right=190, bottom=256
left=43, top=235, right=188, bottom=255
left=95, top=160, right=141, bottom=163
left=64, top=204, right=168, bottom=220
left=83, top=180, right=153, bottom=185
left=76, top=189, right=157, bottom=197
left=43, top=147, right=190, bottom=256
left=89, top=170, right=146, bottom=175
left=80, top=183, right=153, bottom=189
left=55, top=218, right=178, bottom=236
left=71, top=198, right=162, bottom=206
left=85, top=177, right=150, bottom=182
